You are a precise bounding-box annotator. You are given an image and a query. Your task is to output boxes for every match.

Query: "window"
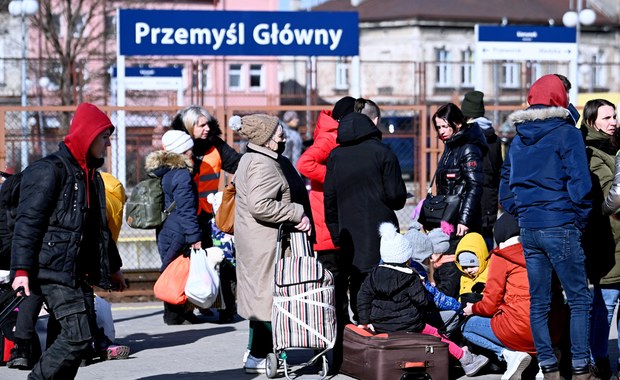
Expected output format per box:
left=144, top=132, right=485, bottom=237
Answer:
left=72, top=16, right=85, bottom=38
left=105, top=15, right=116, bottom=39
left=51, top=14, right=61, bottom=35
left=201, top=63, right=211, bottom=91
left=590, top=54, right=606, bottom=89
left=228, top=64, right=242, bottom=90
left=0, top=45, right=4, bottom=84
left=335, top=58, right=348, bottom=90
left=460, top=49, right=474, bottom=87
left=529, top=62, right=542, bottom=84
left=435, top=48, right=451, bottom=87
left=501, top=62, right=520, bottom=88
left=249, top=64, right=263, bottom=89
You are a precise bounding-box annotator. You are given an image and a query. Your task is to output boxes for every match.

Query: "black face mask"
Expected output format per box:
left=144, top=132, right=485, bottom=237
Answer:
left=276, top=141, right=286, bottom=155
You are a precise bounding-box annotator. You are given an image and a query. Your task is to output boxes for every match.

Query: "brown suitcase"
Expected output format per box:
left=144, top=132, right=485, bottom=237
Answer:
left=341, top=324, right=450, bottom=380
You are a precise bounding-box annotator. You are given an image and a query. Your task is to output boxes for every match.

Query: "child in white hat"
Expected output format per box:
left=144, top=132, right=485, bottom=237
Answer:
left=357, top=222, right=490, bottom=377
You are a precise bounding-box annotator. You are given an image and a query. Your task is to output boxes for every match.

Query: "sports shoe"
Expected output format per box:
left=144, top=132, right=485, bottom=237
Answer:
left=242, top=349, right=250, bottom=366
left=243, top=354, right=266, bottom=374
left=106, top=344, right=130, bottom=360
left=460, top=349, right=490, bottom=376
left=501, top=349, right=532, bottom=380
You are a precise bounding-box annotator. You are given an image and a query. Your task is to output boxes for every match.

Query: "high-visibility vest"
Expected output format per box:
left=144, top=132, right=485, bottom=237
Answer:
left=194, top=147, right=222, bottom=214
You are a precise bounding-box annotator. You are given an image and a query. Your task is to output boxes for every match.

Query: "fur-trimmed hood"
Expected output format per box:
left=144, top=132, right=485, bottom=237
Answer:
left=144, top=150, right=193, bottom=174
left=507, top=106, right=573, bottom=146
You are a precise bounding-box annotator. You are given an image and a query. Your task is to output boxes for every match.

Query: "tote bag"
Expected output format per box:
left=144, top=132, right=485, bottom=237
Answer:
left=215, top=179, right=235, bottom=234
left=185, top=248, right=221, bottom=309
left=153, top=254, right=190, bottom=305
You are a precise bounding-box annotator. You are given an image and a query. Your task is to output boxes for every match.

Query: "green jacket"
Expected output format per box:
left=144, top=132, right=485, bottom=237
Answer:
left=583, top=125, right=620, bottom=285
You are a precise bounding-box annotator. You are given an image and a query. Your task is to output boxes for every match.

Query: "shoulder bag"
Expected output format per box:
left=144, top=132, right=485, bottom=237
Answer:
left=419, top=171, right=462, bottom=229
left=215, top=176, right=235, bottom=234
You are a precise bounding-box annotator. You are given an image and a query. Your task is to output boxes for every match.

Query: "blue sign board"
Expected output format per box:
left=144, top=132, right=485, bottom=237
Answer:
left=118, top=9, right=359, bottom=56
left=111, top=67, right=183, bottom=77
left=477, top=25, right=576, bottom=43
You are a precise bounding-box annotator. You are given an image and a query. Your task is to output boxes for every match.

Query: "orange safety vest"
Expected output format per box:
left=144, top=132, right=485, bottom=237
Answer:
left=194, top=146, right=222, bottom=214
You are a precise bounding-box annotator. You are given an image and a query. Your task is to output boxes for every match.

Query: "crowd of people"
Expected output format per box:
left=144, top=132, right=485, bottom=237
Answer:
left=1, top=72, right=620, bottom=380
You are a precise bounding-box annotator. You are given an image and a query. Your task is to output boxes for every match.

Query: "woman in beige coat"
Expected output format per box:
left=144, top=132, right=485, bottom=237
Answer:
left=229, top=114, right=312, bottom=374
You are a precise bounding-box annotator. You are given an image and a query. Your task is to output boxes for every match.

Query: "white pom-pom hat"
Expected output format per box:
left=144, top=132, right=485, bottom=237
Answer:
left=379, top=222, right=413, bottom=264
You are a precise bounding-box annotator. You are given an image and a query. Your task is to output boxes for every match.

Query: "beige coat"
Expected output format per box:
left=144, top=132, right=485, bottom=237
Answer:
left=234, top=143, right=306, bottom=321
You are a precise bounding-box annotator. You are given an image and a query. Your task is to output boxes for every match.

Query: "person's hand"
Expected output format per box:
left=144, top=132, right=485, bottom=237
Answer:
left=456, top=223, right=469, bottom=236
left=295, top=215, right=311, bottom=233
left=463, top=302, right=474, bottom=316
left=110, top=270, right=128, bottom=292
left=12, top=276, right=29, bottom=296
left=191, top=241, right=202, bottom=250
left=358, top=323, right=375, bottom=332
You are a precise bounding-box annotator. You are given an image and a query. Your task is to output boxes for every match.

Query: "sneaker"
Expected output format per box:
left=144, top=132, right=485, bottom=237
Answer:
left=501, top=349, right=531, bottom=380
left=106, top=344, right=130, bottom=360
left=244, top=354, right=266, bottom=374
left=242, top=349, right=250, bottom=366
left=460, top=349, right=490, bottom=377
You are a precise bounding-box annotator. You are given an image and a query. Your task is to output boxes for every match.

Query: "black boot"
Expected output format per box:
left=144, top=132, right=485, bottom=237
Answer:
left=7, top=338, right=33, bottom=370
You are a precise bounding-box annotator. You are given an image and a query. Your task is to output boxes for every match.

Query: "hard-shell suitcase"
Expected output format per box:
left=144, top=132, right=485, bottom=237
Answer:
left=341, top=324, right=450, bottom=380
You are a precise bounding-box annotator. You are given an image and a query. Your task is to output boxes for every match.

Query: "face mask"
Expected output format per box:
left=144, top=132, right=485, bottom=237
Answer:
left=276, top=141, right=286, bottom=155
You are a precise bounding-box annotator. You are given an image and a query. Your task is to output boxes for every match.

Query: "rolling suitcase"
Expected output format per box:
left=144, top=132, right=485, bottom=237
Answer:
left=341, top=324, right=449, bottom=380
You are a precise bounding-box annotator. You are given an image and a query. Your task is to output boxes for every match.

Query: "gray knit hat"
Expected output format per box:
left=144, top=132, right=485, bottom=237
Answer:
left=404, top=228, right=434, bottom=265
left=428, top=227, right=451, bottom=254
left=229, top=114, right=279, bottom=146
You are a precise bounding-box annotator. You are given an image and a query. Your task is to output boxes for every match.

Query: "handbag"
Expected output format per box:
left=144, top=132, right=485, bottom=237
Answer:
left=153, top=254, right=190, bottom=305
left=215, top=177, right=235, bottom=234
left=185, top=248, right=221, bottom=309
left=419, top=171, right=462, bottom=229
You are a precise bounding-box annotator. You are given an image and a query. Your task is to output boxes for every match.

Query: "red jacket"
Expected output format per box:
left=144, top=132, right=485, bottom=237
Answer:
left=297, top=110, right=339, bottom=251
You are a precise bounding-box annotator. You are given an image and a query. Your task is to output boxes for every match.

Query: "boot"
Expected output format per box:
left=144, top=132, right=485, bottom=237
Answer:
left=460, top=349, right=490, bottom=377
left=7, top=338, right=33, bottom=370
left=591, top=358, right=612, bottom=380
left=541, top=363, right=561, bottom=380
left=572, top=364, right=600, bottom=380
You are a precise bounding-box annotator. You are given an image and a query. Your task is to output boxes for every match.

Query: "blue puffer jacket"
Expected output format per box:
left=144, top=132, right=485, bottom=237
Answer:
left=499, top=105, right=592, bottom=229
left=145, top=150, right=202, bottom=271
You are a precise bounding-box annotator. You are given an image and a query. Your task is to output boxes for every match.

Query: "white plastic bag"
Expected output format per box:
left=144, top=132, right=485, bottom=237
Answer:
left=94, top=294, right=115, bottom=342
left=185, top=247, right=223, bottom=309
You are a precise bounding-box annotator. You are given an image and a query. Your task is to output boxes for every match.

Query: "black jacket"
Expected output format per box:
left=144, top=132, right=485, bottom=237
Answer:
left=479, top=123, right=503, bottom=232
left=357, top=264, right=429, bottom=333
left=435, top=123, right=487, bottom=231
left=324, top=113, right=407, bottom=272
left=11, top=143, right=121, bottom=289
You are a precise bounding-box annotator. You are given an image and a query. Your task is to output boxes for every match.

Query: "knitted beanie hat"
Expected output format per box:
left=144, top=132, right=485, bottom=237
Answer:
left=332, top=96, right=356, bottom=121
left=161, top=130, right=194, bottom=154
left=461, top=91, right=485, bottom=119
left=404, top=228, right=434, bottom=264
left=379, top=222, right=413, bottom=264
left=229, top=114, right=279, bottom=146
left=282, top=110, right=299, bottom=124
left=458, top=251, right=479, bottom=267
left=494, top=212, right=520, bottom=246
left=428, top=224, right=451, bottom=254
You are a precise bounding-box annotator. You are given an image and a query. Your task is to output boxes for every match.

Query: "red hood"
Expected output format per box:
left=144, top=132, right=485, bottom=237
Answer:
left=64, top=103, right=114, bottom=174
left=528, top=74, right=568, bottom=108
left=492, top=243, right=526, bottom=268
left=314, top=110, right=339, bottom=140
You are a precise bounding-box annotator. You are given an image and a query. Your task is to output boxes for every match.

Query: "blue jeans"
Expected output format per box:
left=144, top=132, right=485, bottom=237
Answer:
left=521, top=226, right=592, bottom=368
left=462, top=316, right=505, bottom=360
left=590, top=284, right=620, bottom=364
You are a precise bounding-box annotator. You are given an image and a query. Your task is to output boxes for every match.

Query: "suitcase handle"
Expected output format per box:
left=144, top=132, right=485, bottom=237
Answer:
left=400, top=361, right=429, bottom=369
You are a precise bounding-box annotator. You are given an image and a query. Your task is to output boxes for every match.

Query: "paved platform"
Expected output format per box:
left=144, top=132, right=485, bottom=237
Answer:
left=0, top=301, right=617, bottom=380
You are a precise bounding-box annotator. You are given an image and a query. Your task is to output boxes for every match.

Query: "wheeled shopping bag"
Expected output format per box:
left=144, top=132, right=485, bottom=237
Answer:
left=267, top=224, right=336, bottom=379
left=341, top=324, right=450, bottom=380
left=0, top=285, right=25, bottom=365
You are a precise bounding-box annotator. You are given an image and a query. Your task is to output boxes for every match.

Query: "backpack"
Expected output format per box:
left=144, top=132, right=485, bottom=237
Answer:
left=125, top=175, right=176, bottom=229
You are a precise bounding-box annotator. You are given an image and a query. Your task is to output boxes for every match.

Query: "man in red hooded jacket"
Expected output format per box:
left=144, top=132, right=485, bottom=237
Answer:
left=11, top=103, right=126, bottom=379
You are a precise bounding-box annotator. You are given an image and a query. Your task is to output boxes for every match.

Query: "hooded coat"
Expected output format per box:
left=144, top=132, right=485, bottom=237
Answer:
left=582, top=125, right=620, bottom=285
left=499, top=75, right=592, bottom=229
left=435, top=122, right=487, bottom=231
left=234, top=143, right=312, bottom=321
left=11, top=103, right=121, bottom=289
left=455, top=232, right=490, bottom=296
left=145, top=150, right=202, bottom=271
left=471, top=239, right=564, bottom=353
left=296, top=110, right=340, bottom=251
left=324, top=112, right=407, bottom=273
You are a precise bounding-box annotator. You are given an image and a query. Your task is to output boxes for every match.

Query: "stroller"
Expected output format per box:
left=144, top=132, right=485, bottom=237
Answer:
left=266, top=224, right=336, bottom=379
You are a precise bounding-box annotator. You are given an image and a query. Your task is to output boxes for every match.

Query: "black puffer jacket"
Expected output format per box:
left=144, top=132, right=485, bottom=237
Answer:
left=324, top=113, right=407, bottom=272
left=435, top=123, right=487, bottom=231
left=479, top=122, right=503, bottom=233
left=357, top=264, right=429, bottom=333
left=11, top=143, right=121, bottom=289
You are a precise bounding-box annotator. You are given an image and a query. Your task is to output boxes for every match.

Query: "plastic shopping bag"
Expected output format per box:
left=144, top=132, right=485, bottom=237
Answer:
left=185, top=247, right=223, bottom=309
left=154, top=254, right=190, bottom=305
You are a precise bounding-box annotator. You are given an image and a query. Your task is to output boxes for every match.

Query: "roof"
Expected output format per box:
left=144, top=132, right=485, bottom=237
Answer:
left=313, top=0, right=616, bottom=26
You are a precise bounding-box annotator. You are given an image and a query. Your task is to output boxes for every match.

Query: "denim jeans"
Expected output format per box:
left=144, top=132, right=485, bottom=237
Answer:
left=29, top=282, right=92, bottom=380
left=590, top=284, right=620, bottom=364
left=521, top=226, right=592, bottom=368
left=462, top=316, right=505, bottom=360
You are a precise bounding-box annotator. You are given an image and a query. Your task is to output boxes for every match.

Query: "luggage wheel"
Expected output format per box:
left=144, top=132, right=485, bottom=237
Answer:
left=266, top=353, right=279, bottom=378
